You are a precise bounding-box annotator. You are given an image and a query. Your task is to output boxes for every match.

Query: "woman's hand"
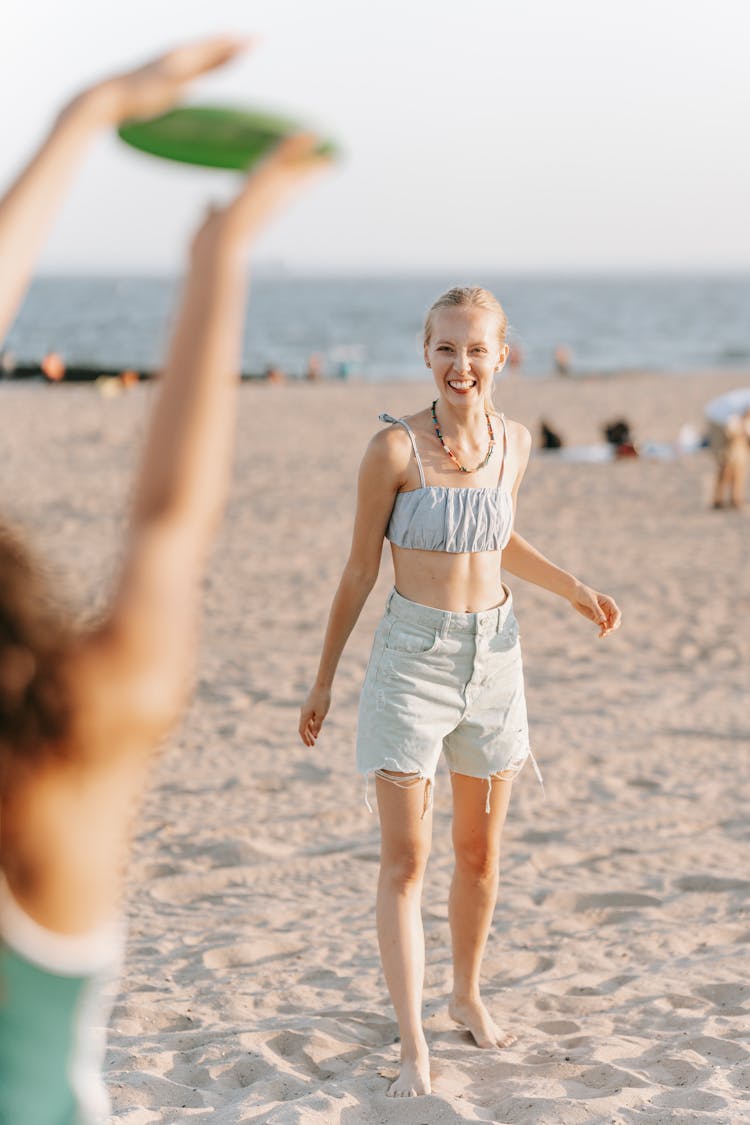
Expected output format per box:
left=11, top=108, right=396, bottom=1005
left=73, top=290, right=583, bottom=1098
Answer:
left=569, top=582, right=622, bottom=638
left=68, top=37, right=249, bottom=130
left=299, top=685, right=332, bottom=747
left=191, top=133, right=330, bottom=263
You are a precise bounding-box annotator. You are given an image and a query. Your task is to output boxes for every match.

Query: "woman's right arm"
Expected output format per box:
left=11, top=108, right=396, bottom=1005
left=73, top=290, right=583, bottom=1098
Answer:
left=0, top=138, right=329, bottom=937
left=299, top=428, right=408, bottom=746
left=79, top=136, right=329, bottom=752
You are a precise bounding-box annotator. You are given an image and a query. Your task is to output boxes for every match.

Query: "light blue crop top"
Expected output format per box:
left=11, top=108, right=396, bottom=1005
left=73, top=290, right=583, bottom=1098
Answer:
left=380, top=412, right=514, bottom=553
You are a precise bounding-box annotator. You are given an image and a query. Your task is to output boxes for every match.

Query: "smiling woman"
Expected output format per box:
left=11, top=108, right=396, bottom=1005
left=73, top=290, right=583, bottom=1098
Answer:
left=424, top=287, right=509, bottom=469
left=299, top=283, right=622, bottom=1098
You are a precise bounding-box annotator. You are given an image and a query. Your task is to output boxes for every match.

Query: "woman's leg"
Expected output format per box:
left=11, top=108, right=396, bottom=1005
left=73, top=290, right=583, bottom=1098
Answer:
left=448, top=771, right=516, bottom=1048
left=375, top=770, right=433, bottom=1097
left=727, top=437, right=748, bottom=508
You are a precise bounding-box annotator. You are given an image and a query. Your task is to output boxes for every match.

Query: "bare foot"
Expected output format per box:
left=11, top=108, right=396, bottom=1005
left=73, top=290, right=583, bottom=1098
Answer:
left=449, top=995, right=516, bottom=1049
left=387, top=1046, right=431, bottom=1097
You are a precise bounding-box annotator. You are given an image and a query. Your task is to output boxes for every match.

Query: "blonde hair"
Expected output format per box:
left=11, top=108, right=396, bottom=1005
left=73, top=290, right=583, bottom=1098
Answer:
left=423, top=286, right=508, bottom=348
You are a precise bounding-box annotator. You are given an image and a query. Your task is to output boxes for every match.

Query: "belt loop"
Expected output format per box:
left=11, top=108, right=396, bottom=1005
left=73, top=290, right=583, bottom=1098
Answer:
left=440, top=612, right=451, bottom=639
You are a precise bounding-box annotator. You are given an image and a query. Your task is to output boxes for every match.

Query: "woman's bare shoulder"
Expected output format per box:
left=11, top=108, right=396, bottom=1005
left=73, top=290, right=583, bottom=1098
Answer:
left=368, top=409, right=429, bottom=460
left=507, top=417, right=532, bottom=450
left=364, top=411, right=429, bottom=491
left=492, top=412, right=532, bottom=451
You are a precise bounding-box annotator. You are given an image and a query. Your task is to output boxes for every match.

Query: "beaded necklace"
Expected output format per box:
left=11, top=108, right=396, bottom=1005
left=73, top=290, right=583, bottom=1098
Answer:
left=431, top=399, right=495, bottom=474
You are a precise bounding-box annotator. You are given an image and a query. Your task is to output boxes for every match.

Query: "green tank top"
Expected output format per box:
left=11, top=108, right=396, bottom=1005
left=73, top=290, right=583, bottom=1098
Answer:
left=0, top=875, right=123, bottom=1125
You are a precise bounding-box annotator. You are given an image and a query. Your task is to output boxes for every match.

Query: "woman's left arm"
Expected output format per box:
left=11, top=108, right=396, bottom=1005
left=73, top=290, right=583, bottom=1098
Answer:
left=502, top=533, right=621, bottom=637
left=501, top=420, right=622, bottom=638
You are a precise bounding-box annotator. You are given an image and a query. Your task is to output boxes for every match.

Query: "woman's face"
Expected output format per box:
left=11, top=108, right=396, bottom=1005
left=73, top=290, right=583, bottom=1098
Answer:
left=425, top=307, right=508, bottom=407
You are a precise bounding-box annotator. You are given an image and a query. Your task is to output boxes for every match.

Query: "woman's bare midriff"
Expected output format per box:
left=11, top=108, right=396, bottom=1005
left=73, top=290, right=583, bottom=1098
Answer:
left=391, top=544, right=507, bottom=613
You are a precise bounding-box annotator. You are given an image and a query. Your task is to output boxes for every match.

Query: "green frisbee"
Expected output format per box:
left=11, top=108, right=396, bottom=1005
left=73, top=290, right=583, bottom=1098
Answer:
left=117, top=105, right=337, bottom=170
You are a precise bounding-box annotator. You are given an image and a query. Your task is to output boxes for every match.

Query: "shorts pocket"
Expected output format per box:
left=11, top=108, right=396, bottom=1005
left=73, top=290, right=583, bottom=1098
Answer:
left=385, top=617, right=442, bottom=657
left=489, top=613, right=520, bottom=654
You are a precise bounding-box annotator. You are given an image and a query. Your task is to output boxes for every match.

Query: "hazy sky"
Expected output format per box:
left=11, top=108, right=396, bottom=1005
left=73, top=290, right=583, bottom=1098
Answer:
left=3, top=0, right=749, bottom=273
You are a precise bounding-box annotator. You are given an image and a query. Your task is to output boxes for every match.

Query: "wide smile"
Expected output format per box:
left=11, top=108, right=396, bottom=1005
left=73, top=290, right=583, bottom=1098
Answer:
left=447, top=378, right=477, bottom=392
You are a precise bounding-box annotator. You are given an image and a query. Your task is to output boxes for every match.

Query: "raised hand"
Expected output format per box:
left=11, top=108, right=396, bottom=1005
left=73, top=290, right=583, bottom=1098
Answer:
left=71, top=37, right=250, bottom=129
left=0, top=37, right=251, bottom=345
left=191, top=133, right=332, bottom=262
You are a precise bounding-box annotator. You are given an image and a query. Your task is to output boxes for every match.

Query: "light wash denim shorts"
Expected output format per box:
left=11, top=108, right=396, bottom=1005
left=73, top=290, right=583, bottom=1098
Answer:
left=356, top=588, right=541, bottom=813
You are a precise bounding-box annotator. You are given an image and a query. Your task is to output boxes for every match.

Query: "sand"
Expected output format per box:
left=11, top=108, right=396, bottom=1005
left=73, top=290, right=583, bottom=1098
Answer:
left=2, top=370, right=749, bottom=1124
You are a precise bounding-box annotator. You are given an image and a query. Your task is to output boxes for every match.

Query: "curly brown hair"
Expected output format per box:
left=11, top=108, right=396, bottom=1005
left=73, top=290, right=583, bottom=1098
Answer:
left=0, top=521, right=74, bottom=776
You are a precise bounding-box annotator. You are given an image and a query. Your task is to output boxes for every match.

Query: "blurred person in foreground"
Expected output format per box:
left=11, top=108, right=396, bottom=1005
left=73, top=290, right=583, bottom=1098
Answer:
left=705, top=388, right=750, bottom=509
left=0, top=39, right=328, bottom=1124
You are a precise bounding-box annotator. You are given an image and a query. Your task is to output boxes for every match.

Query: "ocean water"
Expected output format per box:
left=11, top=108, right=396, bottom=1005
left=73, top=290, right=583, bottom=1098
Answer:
left=3, top=273, right=749, bottom=380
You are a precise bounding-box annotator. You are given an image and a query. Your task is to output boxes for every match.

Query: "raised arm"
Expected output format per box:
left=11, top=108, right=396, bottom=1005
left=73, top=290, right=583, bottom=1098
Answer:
left=0, top=47, right=331, bottom=934
left=299, top=427, right=410, bottom=746
left=0, top=37, right=247, bottom=344
left=1, top=137, right=330, bottom=936
left=82, top=136, right=330, bottom=749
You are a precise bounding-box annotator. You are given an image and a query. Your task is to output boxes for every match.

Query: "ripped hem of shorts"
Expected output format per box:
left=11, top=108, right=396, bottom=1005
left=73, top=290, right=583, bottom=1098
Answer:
left=363, top=766, right=434, bottom=819
left=450, top=747, right=545, bottom=813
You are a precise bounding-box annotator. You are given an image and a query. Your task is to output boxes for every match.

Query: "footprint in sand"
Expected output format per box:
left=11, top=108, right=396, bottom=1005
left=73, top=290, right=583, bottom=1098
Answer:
left=574, top=891, right=662, bottom=911
left=149, top=868, right=246, bottom=905
left=564, top=984, right=604, bottom=997
left=202, top=939, right=305, bottom=970
left=203, top=1053, right=274, bottom=1090
left=536, top=1019, right=580, bottom=1035
left=652, top=1089, right=728, bottom=1112
left=684, top=1035, right=750, bottom=1064
left=575, top=1062, right=649, bottom=1092
left=676, top=874, right=750, bottom=893
left=537, top=890, right=662, bottom=914
left=694, top=981, right=750, bottom=1011
left=316, top=1009, right=396, bottom=1048
left=266, top=1028, right=370, bottom=1081
left=664, top=993, right=705, bottom=1010
left=491, top=950, right=555, bottom=983
left=727, top=1065, right=750, bottom=1092
left=297, top=968, right=348, bottom=990
left=519, top=827, right=569, bottom=844
left=627, top=776, right=661, bottom=790
left=598, top=972, right=638, bottom=994
left=644, top=1055, right=706, bottom=1088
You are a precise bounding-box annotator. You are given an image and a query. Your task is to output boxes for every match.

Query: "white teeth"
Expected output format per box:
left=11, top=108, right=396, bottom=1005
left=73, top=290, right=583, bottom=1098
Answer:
left=448, top=380, right=475, bottom=390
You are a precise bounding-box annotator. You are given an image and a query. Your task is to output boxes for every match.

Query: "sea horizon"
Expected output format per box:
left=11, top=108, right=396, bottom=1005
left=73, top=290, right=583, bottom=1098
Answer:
left=3, top=272, right=750, bottom=381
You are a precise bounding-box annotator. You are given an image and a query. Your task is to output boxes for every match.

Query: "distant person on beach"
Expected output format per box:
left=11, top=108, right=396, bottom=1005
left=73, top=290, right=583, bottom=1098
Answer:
left=0, top=348, right=16, bottom=377
left=0, top=39, right=327, bottom=1124
left=604, top=418, right=639, bottom=459
left=540, top=419, right=563, bottom=449
left=705, top=389, right=750, bottom=509
left=299, top=286, right=621, bottom=1098
left=306, top=353, right=323, bottom=381
left=554, top=343, right=572, bottom=376
left=41, top=351, right=66, bottom=382
left=264, top=362, right=286, bottom=384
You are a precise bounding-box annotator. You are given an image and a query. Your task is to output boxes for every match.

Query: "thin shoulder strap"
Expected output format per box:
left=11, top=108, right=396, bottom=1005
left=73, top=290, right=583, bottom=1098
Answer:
left=496, top=414, right=508, bottom=488
left=379, top=413, right=426, bottom=488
